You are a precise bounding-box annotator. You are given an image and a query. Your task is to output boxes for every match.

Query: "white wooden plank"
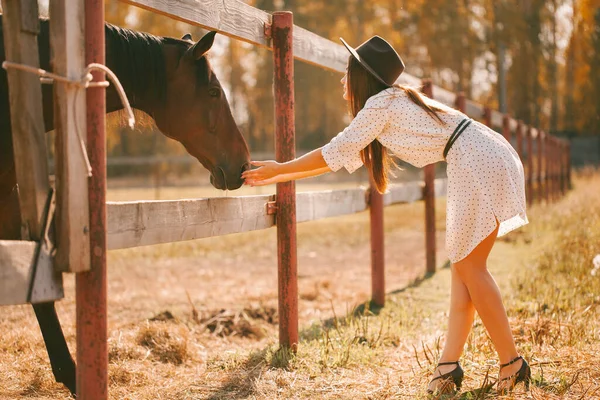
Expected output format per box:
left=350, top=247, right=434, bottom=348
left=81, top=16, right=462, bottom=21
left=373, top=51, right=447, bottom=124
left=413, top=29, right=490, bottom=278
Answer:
left=0, top=240, right=63, bottom=306
left=433, top=86, right=458, bottom=108
left=107, top=195, right=275, bottom=250
left=1, top=0, right=49, bottom=239
left=491, top=110, right=504, bottom=128
left=465, top=99, right=484, bottom=120
left=293, top=26, right=348, bottom=72
left=296, top=188, right=367, bottom=223
left=384, top=181, right=423, bottom=205
left=0, top=241, right=35, bottom=305
left=106, top=179, right=449, bottom=250
left=50, top=0, right=90, bottom=273
left=120, top=0, right=271, bottom=47
left=434, top=178, right=448, bottom=197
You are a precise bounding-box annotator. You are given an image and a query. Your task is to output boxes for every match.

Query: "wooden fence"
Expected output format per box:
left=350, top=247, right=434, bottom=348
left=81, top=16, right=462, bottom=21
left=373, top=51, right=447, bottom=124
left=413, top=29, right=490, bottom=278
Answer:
left=0, top=0, right=570, bottom=398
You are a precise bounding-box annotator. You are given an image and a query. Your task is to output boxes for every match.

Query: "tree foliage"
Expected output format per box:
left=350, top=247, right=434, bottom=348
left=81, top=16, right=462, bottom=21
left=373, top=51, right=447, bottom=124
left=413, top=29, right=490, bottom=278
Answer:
left=101, top=0, right=598, bottom=162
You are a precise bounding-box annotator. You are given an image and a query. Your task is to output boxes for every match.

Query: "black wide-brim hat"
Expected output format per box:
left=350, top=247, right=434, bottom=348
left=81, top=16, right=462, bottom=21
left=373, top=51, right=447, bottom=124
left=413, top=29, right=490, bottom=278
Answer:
left=340, top=36, right=405, bottom=86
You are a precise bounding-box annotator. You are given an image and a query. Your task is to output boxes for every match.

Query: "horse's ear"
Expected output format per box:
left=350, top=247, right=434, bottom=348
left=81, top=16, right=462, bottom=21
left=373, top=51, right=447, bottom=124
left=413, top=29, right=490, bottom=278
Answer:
left=191, top=31, right=217, bottom=60
left=182, top=33, right=193, bottom=41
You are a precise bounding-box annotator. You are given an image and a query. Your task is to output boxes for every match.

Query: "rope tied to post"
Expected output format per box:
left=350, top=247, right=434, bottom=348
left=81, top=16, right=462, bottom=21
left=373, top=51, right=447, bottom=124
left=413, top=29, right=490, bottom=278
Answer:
left=2, top=61, right=135, bottom=177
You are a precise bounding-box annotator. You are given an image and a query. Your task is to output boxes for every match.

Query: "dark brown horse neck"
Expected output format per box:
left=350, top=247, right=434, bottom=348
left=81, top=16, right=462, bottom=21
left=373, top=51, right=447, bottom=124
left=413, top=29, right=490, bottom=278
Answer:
left=102, top=23, right=188, bottom=118
left=0, top=17, right=189, bottom=239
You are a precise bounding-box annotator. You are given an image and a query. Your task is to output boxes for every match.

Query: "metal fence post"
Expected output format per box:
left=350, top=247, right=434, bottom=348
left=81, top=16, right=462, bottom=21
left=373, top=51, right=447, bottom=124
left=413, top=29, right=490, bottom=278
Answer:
left=502, top=114, right=511, bottom=144
left=272, top=11, right=298, bottom=351
left=369, top=176, right=385, bottom=307
left=483, top=107, right=492, bottom=127
left=422, top=80, right=436, bottom=274
left=516, top=120, right=523, bottom=160
left=77, top=0, right=107, bottom=398
left=527, top=126, right=534, bottom=204
left=537, top=131, right=544, bottom=203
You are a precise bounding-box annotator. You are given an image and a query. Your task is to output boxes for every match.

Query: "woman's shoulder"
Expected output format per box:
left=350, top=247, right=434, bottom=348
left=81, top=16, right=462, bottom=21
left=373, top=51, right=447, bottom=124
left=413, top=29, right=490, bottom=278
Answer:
left=365, top=87, right=407, bottom=109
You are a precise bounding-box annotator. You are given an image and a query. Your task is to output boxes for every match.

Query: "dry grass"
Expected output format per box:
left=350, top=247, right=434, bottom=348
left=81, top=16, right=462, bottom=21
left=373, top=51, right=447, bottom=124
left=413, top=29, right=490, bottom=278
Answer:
left=0, top=171, right=599, bottom=399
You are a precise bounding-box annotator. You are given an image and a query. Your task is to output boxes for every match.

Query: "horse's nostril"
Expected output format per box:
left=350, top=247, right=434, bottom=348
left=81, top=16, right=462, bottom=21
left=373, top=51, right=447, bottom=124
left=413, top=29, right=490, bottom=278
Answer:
left=241, top=163, right=251, bottom=174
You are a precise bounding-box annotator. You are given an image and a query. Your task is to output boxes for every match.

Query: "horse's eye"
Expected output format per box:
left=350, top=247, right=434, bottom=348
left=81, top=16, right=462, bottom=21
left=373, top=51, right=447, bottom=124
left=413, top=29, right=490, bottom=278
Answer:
left=209, top=88, right=221, bottom=97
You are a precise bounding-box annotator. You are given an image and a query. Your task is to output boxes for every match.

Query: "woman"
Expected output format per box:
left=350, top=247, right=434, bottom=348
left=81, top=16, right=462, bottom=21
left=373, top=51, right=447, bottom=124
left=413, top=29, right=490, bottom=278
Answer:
left=242, top=36, right=531, bottom=395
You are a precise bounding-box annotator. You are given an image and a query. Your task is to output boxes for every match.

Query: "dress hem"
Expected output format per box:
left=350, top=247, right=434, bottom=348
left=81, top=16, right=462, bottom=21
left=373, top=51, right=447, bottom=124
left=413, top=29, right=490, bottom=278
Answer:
left=448, top=211, right=529, bottom=264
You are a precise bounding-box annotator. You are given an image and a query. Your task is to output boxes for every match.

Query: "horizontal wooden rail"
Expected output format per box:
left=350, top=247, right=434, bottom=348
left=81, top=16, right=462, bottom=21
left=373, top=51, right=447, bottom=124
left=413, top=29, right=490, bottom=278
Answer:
left=107, top=179, right=447, bottom=250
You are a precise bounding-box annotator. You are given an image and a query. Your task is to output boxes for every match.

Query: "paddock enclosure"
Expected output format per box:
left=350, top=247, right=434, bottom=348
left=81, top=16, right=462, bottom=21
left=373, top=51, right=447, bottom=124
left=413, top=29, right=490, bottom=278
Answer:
left=0, top=0, right=571, bottom=398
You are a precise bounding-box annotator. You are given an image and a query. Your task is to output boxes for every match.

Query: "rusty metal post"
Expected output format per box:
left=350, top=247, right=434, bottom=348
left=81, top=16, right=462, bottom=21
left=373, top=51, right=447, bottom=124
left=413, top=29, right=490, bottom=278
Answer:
left=77, top=0, right=107, bottom=398
left=272, top=12, right=298, bottom=351
left=567, top=141, right=572, bottom=190
left=560, top=139, right=569, bottom=196
left=483, top=107, right=492, bottom=127
left=422, top=80, right=436, bottom=274
left=537, top=131, right=544, bottom=203
left=502, top=114, right=511, bottom=144
left=552, top=136, right=556, bottom=201
left=527, top=126, right=534, bottom=204
left=516, top=120, right=523, bottom=159
left=369, top=176, right=385, bottom=307
left=544, top=133, right=551, bottom=202
left=455, top=91, right=466, bottom=113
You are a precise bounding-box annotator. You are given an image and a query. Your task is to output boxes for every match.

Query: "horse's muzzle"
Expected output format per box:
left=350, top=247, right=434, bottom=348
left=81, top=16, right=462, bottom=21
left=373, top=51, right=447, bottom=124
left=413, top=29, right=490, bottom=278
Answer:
left=210, top=163, right=249, bottom=191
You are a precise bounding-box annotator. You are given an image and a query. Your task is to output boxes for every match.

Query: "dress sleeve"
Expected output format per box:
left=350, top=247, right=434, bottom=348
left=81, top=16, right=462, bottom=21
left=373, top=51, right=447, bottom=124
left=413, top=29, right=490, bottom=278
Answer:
left=321, top=102, right=389, bottom=174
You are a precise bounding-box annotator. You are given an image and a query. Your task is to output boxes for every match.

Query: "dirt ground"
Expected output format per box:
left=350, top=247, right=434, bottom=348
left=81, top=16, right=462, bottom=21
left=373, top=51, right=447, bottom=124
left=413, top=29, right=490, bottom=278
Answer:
left=2, top=173, right=599, bottom=399
left=0, top=181, right=447, bottom=399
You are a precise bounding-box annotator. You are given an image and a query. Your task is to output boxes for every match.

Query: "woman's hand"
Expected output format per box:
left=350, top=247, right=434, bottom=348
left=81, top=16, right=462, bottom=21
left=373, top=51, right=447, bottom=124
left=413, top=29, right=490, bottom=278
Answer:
left=242, top=149, right=331, bottom=186
left=242, top=160, right=283, bottom=186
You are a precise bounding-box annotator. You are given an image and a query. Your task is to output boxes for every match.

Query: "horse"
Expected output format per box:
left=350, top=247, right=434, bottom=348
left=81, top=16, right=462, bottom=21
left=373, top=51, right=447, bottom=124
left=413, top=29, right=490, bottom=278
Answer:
left=1, top=15, right=251, bottom=396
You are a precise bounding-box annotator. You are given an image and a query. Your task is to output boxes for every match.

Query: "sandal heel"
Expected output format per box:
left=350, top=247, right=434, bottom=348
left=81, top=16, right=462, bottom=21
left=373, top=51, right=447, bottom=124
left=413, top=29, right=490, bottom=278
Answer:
left=427, top=361, right=464, bottom=395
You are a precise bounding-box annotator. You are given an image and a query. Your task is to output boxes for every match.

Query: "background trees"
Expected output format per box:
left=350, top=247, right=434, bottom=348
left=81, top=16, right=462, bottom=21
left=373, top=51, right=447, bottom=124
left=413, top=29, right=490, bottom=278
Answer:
left=100, top=0, right=600, bottom=159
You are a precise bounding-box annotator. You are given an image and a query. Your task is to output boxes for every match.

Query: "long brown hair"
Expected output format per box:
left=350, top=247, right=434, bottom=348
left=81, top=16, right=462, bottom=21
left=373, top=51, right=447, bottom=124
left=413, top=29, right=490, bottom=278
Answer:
left=346, top=55, right=446, bottom=193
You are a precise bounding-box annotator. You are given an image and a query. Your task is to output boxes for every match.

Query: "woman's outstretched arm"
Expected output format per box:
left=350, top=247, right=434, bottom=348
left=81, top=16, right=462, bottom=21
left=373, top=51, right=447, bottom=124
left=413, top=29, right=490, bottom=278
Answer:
left=242, top=147, right=331, bottom=186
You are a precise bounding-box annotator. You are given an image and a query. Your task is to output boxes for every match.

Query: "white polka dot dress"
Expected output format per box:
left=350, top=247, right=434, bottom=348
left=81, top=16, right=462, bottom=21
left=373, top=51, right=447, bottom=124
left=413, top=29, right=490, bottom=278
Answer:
left=322, top=87, right=528, bottom=263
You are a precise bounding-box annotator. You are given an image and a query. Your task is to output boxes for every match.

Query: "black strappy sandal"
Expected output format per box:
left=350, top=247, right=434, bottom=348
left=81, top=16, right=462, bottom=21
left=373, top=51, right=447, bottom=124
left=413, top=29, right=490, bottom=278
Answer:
left=427, top=361, right=464, bottom=395
left=497, top=355, right=531, bottom=394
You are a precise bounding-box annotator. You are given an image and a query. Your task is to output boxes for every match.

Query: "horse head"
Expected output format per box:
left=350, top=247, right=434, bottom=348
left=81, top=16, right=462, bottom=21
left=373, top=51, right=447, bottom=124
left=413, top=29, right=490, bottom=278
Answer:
left=151, top=31, right=250, bottom=190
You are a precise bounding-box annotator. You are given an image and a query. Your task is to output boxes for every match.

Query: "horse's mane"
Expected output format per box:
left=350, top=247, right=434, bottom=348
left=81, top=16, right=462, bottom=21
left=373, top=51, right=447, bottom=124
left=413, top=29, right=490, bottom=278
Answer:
left=105, top=23, right=212, bottom=108
left=105, top=23, right=169, bottom=106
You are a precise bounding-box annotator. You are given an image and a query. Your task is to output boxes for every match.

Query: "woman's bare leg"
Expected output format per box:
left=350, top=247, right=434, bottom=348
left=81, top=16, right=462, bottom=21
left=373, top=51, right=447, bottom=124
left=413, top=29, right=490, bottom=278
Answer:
left=428, top=223, right=523, bottom=392
left=427, top=268, right=475, bottom=392
left=452, top=224, right=522, bottom=385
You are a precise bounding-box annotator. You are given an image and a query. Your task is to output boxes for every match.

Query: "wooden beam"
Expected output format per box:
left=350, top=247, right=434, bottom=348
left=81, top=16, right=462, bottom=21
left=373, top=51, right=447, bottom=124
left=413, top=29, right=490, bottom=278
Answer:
left=0, top=240, right=64, bottom=306
left=296, top=188, right=367, bottom=222
left=50, top=0, right=90, bottom=272
left=107, top=179, right=448, bottom=250
left=120, top=0, right=272, bottom=48
left=1, top=0, right=49, bottom=240
left=107, top=195, right=276, bottom=250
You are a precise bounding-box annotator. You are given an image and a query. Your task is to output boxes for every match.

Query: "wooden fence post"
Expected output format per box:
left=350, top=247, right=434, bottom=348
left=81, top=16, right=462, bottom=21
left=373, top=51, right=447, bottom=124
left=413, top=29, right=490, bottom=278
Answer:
left=272, top=11, right=298, bottom=351
left=527, top=126, right=534, bottom=204
left=0, top=0, right=49, bottom=240
left=50, top=0, right=91, bottom=273
left=77, top=0, right=107, bottom=397
left=422, top=80, right=436, bottom=274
